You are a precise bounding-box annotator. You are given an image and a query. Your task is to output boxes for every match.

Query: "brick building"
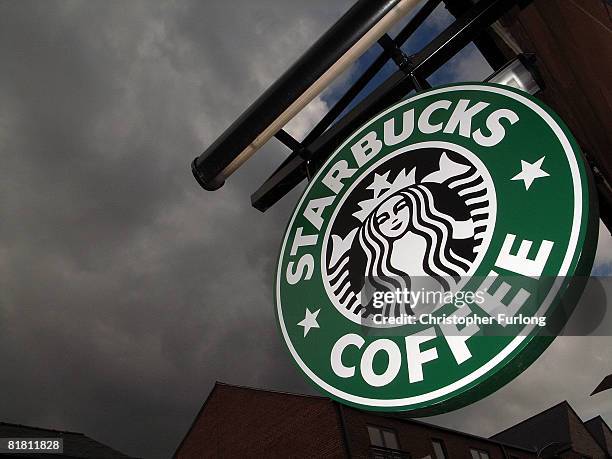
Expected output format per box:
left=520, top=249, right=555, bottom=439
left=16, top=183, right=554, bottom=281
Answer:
left=585, top=416, right=612, bottom=457
left=173, top=383, right=611, bottom=458
left=493, top=0, right=612, bottom=227
left=492, top=402, right=611, bottom=458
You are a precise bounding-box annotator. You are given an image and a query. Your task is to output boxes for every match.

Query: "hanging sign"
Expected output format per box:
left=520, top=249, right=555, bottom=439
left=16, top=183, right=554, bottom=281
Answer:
left=275, top=84, right=597, bottom=413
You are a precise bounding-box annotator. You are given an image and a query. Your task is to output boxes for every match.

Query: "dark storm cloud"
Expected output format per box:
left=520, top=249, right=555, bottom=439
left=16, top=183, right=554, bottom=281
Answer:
left=0, top=1, right=351, bottom=457
left=1, top=1, right=610, bottom=458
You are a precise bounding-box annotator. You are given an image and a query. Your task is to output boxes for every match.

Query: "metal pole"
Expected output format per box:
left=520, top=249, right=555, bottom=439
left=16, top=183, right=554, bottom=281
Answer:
left=192, top=0, right=423, bottom=191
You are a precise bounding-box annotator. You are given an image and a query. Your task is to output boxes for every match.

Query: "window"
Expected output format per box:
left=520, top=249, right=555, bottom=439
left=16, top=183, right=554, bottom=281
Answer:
left=367, top=425, right=400, bottom=450
left=470, top=449, right=490, bottom=459
left=432, top=439, right=447, bottom=459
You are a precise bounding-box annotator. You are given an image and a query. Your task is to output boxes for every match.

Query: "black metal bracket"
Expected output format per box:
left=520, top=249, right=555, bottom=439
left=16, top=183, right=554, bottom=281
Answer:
left=274, top=129, right=302, bottom=152
left=378, top=33, right=431, bottom=92
left=377, top=33, right=412, bottom=72
left=300, top=0, right=442, bottom=148
left=251, top=0, right=525, bottom=212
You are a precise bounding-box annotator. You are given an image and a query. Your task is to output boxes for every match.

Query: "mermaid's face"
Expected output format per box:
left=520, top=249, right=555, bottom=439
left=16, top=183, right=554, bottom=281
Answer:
left=375, top=195, right=410, bottom=239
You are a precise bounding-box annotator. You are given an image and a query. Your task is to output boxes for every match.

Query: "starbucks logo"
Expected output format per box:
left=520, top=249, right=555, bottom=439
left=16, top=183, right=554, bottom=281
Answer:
left=275, top=84, right=597, bottom=413
left=322, top=146, right=496, bottom=326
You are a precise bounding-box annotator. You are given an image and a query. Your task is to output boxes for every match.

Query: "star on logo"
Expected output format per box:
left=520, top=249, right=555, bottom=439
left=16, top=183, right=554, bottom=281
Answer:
left=511, top=156, right=550, bottom=190
left=367, top=172, right=391, bottom=198
left=297, top=308, right=320, bottom=337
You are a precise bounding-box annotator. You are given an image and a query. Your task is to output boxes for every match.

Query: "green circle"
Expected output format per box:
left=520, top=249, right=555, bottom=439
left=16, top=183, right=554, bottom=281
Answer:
left=275, top=83, right=598, bottom=414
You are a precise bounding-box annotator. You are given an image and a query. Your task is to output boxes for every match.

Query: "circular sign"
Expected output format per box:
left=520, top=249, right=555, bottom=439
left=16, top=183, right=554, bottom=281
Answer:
left=275, top=84, right=597, bottom=414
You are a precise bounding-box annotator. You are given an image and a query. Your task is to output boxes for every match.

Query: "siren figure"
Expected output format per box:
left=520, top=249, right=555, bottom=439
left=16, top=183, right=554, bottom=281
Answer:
left=327, top=153, right=490, bottom=321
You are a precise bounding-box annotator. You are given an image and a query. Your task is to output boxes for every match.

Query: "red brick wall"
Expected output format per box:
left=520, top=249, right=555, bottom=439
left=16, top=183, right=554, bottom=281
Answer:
left=500, top=0, right=612, bottom=225
left=493, top=402, right=607, bottom=459
left=342, top=407, right=534, bottom=459
left=174, top=384, right=346, bottom=459
left=502, top=0, right=612, bottom=174
left=566, top=409, right=607, bottom=459
left=173, top=384, right=607, bottom=458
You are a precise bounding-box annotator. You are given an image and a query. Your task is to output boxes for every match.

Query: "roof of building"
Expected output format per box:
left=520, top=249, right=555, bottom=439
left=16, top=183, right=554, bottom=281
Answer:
left=0, top=421, right=138, bottom=458
left=492, top=400, right=609, bottom=457
left=174, top=381, right=536, bottom=457
left=172, top=381, right=332, bottom=457
left=491, top=400, right=575, bottom=441
left=584, top=415, right=612, bottom=455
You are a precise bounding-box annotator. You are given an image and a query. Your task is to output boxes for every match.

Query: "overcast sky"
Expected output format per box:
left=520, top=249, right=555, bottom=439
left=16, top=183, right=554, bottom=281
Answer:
left=0, top=1, right=610, bottom=458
